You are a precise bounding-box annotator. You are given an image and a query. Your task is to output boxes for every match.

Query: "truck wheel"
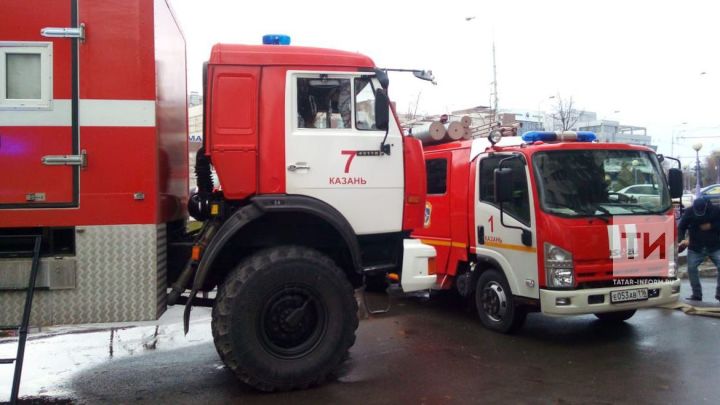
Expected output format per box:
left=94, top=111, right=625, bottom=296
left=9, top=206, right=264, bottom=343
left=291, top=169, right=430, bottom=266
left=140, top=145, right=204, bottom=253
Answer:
left=211, top=246, right=358, bottom=391
left=475, top=269, right=526, bottom=333
left=594, top=310, right=636, bottom=322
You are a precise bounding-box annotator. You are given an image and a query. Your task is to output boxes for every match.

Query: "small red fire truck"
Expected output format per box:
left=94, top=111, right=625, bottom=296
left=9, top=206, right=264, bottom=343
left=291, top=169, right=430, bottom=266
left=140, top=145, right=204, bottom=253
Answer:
left=414, top=130, right=684, bottom=333
left=0, top=0, right=436, bottom=392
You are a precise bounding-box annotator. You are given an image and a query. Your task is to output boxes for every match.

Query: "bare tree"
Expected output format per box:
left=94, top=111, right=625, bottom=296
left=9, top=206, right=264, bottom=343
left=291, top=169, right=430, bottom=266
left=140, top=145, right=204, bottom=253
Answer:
left=550, top=95, right=582, bottom=131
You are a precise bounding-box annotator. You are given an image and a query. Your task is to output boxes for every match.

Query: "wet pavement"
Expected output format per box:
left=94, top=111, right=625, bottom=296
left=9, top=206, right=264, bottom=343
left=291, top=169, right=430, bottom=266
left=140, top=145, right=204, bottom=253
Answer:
left=1, top=280, right=719, bottom=404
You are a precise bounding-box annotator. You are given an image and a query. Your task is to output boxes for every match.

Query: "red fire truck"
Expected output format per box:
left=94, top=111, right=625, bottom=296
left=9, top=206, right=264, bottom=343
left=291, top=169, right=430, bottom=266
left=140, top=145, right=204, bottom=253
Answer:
left=0, top=0, right=436, bottom=392
left=414, top=130, right=684, bottom=333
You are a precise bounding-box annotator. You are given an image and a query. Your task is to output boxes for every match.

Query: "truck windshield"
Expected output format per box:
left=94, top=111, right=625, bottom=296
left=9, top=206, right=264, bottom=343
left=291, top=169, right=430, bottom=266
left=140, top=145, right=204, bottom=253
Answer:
left=533, top=149, right=671, bottom=217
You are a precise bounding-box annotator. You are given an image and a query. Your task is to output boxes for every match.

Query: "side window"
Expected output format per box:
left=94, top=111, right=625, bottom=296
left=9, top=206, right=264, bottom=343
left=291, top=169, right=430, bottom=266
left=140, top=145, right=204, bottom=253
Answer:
left=354, top=77, right=377, bottom=130
left=479, top=156, right=502, bottom=203
left=0, top=42, right=52, bottom=109
left=296, top=77, right=351, bottom=129
left=426, top=158, right=448, bottom=195
left=480, top=155, right=530, bottom=225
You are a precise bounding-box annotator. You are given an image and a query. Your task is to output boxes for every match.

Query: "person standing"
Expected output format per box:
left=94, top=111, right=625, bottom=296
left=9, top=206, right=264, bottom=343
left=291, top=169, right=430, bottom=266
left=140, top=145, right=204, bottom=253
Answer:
left=678, top=197, right=720, bottom=301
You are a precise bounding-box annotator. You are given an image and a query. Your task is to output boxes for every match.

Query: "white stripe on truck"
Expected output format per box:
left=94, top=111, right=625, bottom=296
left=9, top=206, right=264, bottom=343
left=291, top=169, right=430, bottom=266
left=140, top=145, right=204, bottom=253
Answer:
left=0, top=99, right=156, bottom=127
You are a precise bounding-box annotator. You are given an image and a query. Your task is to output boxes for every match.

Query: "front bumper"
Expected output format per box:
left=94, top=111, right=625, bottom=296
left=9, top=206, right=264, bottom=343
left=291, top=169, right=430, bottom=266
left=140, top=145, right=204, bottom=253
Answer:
left=399, top=239, right=437, bottom=292
left=540, top=279, right=681, bottom=315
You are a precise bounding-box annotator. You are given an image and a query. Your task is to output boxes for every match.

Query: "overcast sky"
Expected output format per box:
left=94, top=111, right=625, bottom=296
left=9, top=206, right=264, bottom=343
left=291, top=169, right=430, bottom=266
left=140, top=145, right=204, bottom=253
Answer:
left=169, top=0, right=719, bottom=165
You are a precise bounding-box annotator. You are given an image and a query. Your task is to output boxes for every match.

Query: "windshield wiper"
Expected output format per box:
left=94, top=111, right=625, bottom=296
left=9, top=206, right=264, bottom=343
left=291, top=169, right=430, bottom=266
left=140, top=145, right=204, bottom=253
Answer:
left=627, top=206, right=661, bottom=214
left=603, top=203, right=663, bottom=214
left=592, top=205, right=611, bottom=222
left=547, top=201, right=610, bottom=221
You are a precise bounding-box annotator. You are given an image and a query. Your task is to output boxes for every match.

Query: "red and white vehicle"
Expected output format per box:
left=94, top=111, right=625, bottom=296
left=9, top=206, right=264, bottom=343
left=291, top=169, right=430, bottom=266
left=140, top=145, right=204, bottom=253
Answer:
left=414, top=130, right=684, bottom=333
left=0, top=0, right=435, bottom=391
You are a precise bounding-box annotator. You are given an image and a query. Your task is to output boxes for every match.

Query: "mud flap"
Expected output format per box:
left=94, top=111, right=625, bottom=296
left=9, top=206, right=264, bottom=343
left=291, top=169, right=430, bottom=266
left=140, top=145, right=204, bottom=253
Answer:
left=400, top=239, right=437, bottom=292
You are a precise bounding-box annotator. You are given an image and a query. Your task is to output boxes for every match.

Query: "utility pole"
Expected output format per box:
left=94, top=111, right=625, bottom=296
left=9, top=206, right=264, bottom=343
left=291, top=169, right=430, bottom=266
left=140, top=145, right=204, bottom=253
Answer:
left=491, top=40, right=498, bottom=123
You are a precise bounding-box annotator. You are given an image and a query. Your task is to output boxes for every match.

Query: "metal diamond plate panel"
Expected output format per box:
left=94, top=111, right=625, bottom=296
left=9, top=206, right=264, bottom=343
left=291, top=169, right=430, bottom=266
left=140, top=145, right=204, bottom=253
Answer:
left=0, top=224, right=168, bottom=326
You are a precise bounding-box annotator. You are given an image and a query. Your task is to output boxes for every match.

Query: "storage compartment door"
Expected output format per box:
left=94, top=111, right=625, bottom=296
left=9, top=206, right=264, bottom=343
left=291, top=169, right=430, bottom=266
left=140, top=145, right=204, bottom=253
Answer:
left=0, top=0, right=79, bottom=208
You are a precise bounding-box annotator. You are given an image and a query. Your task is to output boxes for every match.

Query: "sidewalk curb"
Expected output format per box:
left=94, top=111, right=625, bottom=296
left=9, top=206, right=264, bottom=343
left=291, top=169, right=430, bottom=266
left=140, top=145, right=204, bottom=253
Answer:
left=678, top=265, right=718, bottom=279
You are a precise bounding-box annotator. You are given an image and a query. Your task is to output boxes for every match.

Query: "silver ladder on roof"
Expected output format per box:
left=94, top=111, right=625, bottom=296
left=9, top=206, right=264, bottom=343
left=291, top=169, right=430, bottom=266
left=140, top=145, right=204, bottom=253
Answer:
left=0, top=235, right=42, bottom=405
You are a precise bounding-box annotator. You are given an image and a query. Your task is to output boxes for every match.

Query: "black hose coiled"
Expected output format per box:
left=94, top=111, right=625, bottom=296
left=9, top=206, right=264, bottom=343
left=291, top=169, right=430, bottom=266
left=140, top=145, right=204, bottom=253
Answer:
left=188, top=147, right=214, bottom=221
left=195, top=147, right=214, bottom=195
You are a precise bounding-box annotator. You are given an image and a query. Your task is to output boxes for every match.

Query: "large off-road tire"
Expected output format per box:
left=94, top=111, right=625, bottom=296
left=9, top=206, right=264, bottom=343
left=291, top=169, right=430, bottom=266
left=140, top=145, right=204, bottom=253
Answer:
left=594, top=309, right=636, bottom=322
left=211, top=246, right=358, bottom=391
left=475, top=269, right=527, bottom=333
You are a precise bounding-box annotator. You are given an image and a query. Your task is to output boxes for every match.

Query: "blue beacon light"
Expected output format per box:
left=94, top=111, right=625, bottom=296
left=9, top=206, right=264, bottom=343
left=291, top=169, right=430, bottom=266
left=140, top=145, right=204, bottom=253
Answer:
left=521, top=131, right=597, bottom=143
left=262, top=34, right=291, bottom=45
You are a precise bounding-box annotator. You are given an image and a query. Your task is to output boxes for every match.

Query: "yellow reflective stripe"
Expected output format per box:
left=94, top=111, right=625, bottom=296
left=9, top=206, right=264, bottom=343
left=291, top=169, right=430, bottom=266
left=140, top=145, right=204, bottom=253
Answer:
left=483, top=240, right=537, bottom=253
left=420, top=239, right=467, bottom=249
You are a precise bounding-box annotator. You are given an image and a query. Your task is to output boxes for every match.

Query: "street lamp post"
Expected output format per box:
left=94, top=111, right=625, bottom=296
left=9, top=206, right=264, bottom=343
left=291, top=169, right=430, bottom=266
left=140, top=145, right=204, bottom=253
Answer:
left=693, top=143, right=703, bottom=197
left=631, top=159, right=639, bottom=184
left=536, top=95, right=555, bottom=130
left=671, top=122, right=688, bottom=159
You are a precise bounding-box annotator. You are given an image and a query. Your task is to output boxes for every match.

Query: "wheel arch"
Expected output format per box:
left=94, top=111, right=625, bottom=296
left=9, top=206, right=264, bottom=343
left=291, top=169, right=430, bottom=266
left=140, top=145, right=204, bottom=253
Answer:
left=193, top=195, right=363, bottom=294
left=473, top=249, right=522, bottom=296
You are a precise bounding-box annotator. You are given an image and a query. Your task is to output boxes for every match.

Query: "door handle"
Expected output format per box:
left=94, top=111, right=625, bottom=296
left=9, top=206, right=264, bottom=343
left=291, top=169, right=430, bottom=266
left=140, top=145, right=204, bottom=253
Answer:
left=287, top=163, right=310, bottom=172
left=42, top=150, right=87, bottom=167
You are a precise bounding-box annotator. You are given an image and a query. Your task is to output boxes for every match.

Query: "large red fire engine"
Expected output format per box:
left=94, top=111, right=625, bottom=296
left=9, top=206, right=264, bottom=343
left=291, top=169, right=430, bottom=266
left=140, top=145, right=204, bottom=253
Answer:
left=0, top=0, right=436, bottom=392
left=414, top=129, right=684, bottom=333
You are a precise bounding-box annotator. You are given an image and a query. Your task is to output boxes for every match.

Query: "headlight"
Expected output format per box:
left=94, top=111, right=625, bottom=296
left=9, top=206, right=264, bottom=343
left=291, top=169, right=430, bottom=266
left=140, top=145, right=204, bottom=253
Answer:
left=545, top=243, right=574, bottom=287
left=548, top=268, right=574, bottom=288
left=488, top=129, right=503, bottom=145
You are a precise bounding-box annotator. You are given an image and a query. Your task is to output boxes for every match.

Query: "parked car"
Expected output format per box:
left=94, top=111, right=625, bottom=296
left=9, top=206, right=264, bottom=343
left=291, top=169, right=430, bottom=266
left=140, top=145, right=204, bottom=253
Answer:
left=680, top=193, right=695, bottom=208
left=700, top=184, right=720, bottom=205
left=614, top=184, right=662, bottom=205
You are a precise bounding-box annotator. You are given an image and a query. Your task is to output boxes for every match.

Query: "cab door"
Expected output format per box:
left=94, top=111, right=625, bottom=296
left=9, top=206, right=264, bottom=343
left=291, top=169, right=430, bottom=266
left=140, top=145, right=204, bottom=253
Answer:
left=285, top=72, right=404, bottom=235
left=474, top=153, right=539, bottom=298
left=0, top=0, right=80, bottom=208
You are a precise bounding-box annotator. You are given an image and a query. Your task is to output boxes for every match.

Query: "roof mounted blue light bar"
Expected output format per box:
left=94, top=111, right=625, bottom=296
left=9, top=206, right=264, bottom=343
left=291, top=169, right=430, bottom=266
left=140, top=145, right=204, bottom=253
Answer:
left=262, top=34, right=291, bottom=45
left=521, top=131, right=597, bottom=143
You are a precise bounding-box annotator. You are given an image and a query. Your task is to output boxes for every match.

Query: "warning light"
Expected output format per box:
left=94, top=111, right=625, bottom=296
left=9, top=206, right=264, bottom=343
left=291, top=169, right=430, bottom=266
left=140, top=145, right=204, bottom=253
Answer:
left=262, top=34, right=291, bottom=45
left=521, top=131, right=597, bottom=143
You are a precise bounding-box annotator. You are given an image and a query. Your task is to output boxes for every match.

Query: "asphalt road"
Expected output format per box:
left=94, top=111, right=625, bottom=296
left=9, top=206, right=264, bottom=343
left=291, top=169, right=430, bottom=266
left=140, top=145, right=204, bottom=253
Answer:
left=1, top=280, right=719, bottom=404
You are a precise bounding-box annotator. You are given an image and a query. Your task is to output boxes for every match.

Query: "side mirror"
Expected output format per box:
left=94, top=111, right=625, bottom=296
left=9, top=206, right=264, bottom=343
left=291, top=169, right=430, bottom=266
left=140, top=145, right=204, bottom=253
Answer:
left=668, top=168, right=683, bottom=199
left=494, top=168, right=514, bottom=203
left=375, top=89, right=389, bottom=131
left=374, top=69, right=389, bottom=89
left=412, top=70, right=436, bottom=85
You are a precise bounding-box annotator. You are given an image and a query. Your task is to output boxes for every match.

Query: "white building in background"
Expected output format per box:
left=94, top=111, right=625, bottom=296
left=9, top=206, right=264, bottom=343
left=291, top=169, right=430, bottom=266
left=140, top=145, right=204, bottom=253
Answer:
left=575, top=117, right=653, bottom=148
left=188, top=93, right=204, bottom=190
left=189, top=104, right=203, bottom=145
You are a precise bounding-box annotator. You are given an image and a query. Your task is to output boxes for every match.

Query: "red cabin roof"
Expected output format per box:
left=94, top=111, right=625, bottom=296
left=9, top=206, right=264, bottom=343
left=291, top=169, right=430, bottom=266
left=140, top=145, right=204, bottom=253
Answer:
left=209, top=44, right=376, bottom=68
